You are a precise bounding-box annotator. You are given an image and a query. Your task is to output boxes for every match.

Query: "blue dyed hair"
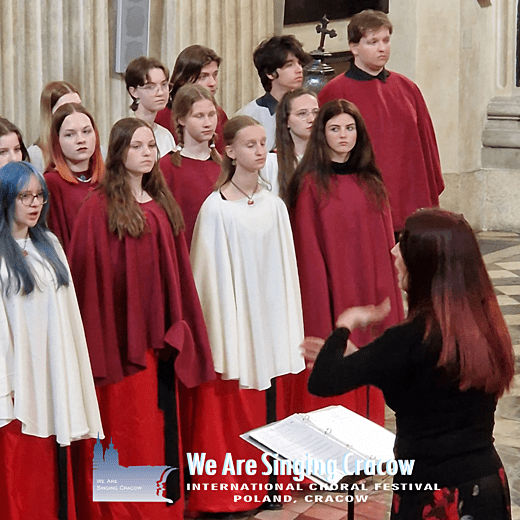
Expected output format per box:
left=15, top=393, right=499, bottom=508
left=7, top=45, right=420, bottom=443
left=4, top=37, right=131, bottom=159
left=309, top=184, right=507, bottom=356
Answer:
left=0, top=161, right=69, bottom=294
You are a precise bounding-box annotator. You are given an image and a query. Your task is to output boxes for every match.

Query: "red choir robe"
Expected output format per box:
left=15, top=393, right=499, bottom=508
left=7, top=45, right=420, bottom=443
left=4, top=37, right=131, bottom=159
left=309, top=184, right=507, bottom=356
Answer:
left=159, top=154, right=220, bottom=247
left=44, top=170, right=97, bottom=251
left=288, top=169, right=405, bottom=425
left=155, top=105, right=228, bottom=155
left=318, top=71, right=444, bottom=231
left=68, top=192, right=215, bottom=520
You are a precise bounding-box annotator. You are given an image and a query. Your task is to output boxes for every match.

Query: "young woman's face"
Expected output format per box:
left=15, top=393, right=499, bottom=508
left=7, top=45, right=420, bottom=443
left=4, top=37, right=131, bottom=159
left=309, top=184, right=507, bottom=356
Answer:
left=391, top=243, right=409, bottom=292
left=226, top=125, right=267, bottom=174
left=58, top=112, right=97, bottom=171
left=179, top=99, right=218, bottom=144
left=324, top=113, right=357, bottom=163
left=287, top=94, right=319, bottom=142
left=52, top=92, right=82, bottom=114
left=124, top=126, right=157, bottom=177
left=12, top=175, right=45, bottom=238
left=196, top=61, right=219, bottom=95
left=131, top=68, right=169, bottom=113
left=0, top=132, right=23, bottom=168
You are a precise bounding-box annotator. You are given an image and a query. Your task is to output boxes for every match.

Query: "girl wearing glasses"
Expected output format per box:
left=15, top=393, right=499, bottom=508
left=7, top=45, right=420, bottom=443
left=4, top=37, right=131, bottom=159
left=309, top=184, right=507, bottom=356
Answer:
left=159, top=84, right=222, bottom=247
left=44, top=103, right=104, bottom=251
left=125, top=56, right=176, bottom=158
left=275, top=88, right=318, bottom=202
left=155, top=45, right=228, bottom=154
left=68, top=118, right=214, bottom=520
left=286, top=99, right=404, bottom=424
left=0, top=161, right=102, bottom=520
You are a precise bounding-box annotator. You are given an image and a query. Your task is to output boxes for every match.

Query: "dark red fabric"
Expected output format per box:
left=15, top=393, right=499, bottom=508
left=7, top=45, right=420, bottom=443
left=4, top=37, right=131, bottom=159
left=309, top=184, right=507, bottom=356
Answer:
left=159, top=155, right=220, bottom=247
left=318, top=73, right=444, bottom=231
left=187, top=375, right=290, bottom=513
left=72, top=350, right=185, bottom=520
left=68, top=191, right=215, bottom=388
left=0, top=420, right=77, bottom=520
left=287, top=174, right=405, bottom=425
left=155, top=105, right=228, bottom=155
left=44, top=170, right=97, bottom=251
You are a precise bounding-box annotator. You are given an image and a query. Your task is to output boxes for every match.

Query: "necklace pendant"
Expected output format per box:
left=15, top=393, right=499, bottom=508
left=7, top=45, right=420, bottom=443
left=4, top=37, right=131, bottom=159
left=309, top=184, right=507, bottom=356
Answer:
left=22, top=250, right=28, bottom=257
left=247, top=199, right=254, bottom=205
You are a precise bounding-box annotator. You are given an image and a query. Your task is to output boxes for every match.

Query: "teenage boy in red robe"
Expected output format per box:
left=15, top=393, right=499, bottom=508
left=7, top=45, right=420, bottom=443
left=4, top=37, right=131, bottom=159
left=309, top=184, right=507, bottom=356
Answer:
left=318, top=10, right=444, bottom=232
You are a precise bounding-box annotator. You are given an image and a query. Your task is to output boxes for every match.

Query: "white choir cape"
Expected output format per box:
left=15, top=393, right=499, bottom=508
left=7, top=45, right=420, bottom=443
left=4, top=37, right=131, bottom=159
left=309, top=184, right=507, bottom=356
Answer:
left=190, top=189, right=305, bottom=390
left=0, top=233, right=103, bottom=446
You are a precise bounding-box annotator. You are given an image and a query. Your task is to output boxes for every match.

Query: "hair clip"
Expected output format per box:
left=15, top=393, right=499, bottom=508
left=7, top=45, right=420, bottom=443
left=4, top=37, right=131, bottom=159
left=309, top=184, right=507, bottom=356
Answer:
left=176, top=144, right=183, bottom=152
left=209, top=143, right=216, bottom=149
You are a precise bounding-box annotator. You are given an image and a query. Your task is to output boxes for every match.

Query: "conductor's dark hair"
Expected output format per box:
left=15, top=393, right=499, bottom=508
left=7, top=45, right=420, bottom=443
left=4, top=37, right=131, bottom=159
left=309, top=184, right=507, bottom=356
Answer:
left=102, top=118, right=184, bottom=239
left=287, top=99, right=386, bottom=208
left=168, top=45, right=222, bottom=109
left=125, top=56, right=170, bottom=112
left=348, top=10, right=393, bottom=44
left=253, top=35, right=311, bottom=92
left=0, top=117, right=28, bottom=162
left=400, top=208, right=514, bottom=397
left=0, top=161, right=69, bottom=295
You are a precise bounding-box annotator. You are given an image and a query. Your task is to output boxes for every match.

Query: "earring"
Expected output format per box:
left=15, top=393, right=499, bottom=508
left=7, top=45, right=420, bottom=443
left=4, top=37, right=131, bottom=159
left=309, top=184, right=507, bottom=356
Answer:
left=232, top=159, right=236, bottom=166
left=135, top=98, right=140, bottom=105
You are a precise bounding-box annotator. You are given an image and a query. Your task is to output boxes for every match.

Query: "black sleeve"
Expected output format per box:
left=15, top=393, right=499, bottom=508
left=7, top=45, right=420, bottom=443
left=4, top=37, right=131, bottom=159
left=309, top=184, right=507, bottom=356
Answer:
left=308, top=321, right=423, bottom=397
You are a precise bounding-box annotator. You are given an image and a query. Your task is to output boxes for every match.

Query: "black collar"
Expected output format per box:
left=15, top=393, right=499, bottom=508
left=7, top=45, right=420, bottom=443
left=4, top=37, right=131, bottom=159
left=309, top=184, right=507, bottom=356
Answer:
left=345, top=62, right=390, bottom=83
left=255, top=92, right=278, bottom=115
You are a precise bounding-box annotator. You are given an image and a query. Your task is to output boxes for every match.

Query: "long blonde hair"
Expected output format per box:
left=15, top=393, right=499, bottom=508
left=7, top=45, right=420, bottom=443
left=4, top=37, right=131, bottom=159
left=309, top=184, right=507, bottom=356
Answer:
left=36, top=81, right=80, bottom=165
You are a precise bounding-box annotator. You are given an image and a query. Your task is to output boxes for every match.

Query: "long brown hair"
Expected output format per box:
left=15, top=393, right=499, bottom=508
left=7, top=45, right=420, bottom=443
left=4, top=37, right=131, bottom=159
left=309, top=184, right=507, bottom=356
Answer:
left=168, top=45, right=222, bottom=109
left=49, top=103, right=104, bottom=183
left=401, top=208, right=514, bottom=397
left=287, top=99, right=386, bottom=208
left=102, top=118, right=184, bottom=239
left=275, top=88, right=317, bottom=202
left=170, top=84, right=221, bottom=167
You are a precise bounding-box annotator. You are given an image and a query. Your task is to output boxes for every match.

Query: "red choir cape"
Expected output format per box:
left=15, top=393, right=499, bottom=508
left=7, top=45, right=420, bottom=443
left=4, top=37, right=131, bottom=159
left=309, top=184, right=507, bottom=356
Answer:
left=155, top=105, right=228, bottom=155
left=288, top=174, right=405, bottom=425
left=68, top=191, right=215, bottom=388
left=318, top=72, right=444, bottom=231
left=159, top=154, right=220, bottom=247
left=68, top=193, right=214, bottom=519
left=44, top=170, right=97, bottom=251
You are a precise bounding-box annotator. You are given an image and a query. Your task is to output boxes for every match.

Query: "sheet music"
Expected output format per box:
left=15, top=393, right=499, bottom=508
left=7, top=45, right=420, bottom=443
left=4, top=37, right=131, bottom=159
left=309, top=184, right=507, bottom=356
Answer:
left=247, top=414, right=365, bottom=483
left=308, top=406, right=395, bottom=461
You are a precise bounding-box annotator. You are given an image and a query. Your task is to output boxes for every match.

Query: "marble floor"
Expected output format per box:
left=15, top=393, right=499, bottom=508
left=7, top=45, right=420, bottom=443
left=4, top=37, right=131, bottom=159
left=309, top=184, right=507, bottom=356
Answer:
left=185, top=231, right=520, bottom=520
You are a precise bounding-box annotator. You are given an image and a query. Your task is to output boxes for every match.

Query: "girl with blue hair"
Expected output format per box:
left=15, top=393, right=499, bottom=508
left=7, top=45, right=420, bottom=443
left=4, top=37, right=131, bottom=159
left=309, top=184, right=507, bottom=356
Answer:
left=0, top=161, right=102, bottom=520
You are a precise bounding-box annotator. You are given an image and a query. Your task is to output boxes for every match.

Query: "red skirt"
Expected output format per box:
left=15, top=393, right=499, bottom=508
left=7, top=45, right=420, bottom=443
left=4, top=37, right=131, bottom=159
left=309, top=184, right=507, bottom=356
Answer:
left=0, top=420, right=77, bottom=520
left=187, top=375, right=292, bottom=513
left=73, top=350, right=184, bottom=520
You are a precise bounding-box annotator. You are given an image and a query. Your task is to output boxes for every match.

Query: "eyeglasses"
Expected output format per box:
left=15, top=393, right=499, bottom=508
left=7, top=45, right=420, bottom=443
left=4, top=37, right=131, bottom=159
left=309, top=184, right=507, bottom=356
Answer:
left=137, top=81, right=171, bottom=94
left=18, top=192, right=48, bottom=206
left=292, top=109, right=319, bottom=120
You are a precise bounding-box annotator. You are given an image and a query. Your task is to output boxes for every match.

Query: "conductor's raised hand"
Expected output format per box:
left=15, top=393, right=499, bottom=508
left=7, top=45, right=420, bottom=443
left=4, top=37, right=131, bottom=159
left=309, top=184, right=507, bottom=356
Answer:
left=300, top=336, right=325, bottom=369
left=336, top=298, right=391, bottom=331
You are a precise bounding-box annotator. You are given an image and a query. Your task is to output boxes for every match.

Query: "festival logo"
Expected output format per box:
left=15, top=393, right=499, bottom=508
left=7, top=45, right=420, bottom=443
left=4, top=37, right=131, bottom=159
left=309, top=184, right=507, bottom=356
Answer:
left=92, top=435, right=177, bottom=503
